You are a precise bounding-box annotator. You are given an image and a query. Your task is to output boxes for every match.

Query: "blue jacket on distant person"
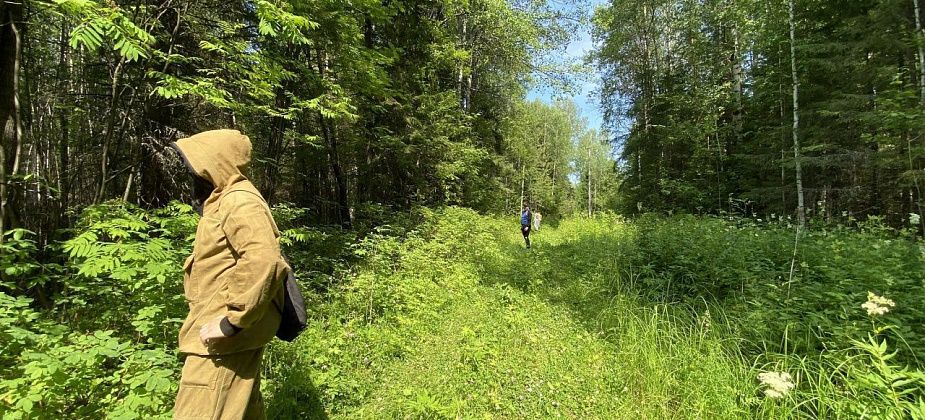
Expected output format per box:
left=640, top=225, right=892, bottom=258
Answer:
left=521, top=210, right=531, bottom=226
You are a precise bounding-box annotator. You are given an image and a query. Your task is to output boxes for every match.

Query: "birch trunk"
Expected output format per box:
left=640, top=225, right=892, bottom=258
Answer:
left=916, top=0, right=925, bottom=108
left=519, top=162, right=525, bottom=211
left=588, top=147, right=592, bottom=217
left=789, top=0, right=806, bottom=226
left=913, top=0, right=925, bottom=235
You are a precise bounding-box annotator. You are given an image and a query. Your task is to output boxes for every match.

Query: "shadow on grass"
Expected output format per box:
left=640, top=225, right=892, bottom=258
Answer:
left=265, top=363, right=329, bottom=420
left=475, top=226, right=640, bottom=339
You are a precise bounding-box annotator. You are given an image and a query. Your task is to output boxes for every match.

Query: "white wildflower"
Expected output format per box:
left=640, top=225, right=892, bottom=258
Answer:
left=758, top=371, right=794, bottom=399
left=699, top=309, right=712, bottom=332
left=861, top=292, right=895, bottom=316
left=910, top=213, right=921, bottom=226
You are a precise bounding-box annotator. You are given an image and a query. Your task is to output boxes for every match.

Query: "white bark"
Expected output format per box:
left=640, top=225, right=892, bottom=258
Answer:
left=587, top=146, right=592, bottom=217
left=789, top=0, right=806, bottom=227
left=915, top=0, right=925, bottom=108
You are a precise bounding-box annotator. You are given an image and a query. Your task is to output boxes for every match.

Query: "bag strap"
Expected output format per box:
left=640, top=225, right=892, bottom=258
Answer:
left=222, top=185, right=282, bottom=236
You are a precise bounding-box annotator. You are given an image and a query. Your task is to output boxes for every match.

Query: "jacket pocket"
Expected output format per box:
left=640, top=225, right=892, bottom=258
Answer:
left=179, top=355, right=219, bottom=389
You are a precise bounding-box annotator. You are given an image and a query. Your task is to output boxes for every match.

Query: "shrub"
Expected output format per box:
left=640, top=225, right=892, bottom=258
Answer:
left=0, top=201, right=196, bottom=418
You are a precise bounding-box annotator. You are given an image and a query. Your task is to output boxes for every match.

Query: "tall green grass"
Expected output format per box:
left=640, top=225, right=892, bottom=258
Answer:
left=265, top=208, right=924, bottom=419
left=2, top=204, right=922, bottom=418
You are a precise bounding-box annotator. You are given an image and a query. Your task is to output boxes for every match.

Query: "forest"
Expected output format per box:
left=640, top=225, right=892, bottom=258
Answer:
left=0, top=0, right=923, bottom=418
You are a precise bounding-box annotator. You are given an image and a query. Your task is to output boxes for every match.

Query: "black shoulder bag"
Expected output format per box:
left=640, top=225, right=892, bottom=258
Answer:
left=276, top=255, right=307, bottom=342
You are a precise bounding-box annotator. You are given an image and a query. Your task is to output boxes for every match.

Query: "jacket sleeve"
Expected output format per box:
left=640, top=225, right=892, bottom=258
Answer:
left=219, top=191, right=284, bottom=330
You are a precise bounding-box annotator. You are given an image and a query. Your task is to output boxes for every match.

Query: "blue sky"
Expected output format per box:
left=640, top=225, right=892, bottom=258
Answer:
left=526, top=0, right=607, bottom=133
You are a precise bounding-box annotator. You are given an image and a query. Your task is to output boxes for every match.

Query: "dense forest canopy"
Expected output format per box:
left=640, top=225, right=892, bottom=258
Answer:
left=3, top=0, right=923, bottom=238
left=0, top=0, right=611, bottom=245
left=594, top=0, right=925, bottom=231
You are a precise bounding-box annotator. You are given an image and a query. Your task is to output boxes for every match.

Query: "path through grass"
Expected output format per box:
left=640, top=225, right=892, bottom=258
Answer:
left=265, top=209, right=754, bottom=419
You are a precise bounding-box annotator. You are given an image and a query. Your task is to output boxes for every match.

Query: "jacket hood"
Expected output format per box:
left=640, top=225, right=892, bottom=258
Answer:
left=172, top=129, right=252, bottom=190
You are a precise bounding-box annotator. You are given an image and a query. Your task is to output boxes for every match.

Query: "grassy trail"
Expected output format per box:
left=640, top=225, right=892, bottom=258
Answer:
left=266, top=210, right=753, bottom=419
left=3, top=205, right=920, bottom=418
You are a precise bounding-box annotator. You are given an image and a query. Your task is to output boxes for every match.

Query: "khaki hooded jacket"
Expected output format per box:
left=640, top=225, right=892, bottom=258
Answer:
left=172, top=129, right=287, bottom=355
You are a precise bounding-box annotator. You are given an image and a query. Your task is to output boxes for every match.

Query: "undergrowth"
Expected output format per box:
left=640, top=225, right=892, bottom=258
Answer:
left=266, top=208, right=925, bottom=418
left=1, top=204, right=923, bottom=418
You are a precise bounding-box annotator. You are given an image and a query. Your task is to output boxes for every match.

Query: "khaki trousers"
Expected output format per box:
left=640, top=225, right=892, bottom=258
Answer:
left=173, top=348, right=265, bottom=420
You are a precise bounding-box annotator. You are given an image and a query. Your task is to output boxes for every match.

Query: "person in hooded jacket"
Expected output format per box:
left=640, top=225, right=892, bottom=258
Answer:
left=170, top=129, right=289, bottom=420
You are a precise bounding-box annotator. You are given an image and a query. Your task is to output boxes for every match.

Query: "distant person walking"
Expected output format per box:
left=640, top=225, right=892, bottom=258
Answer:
left=521, top=206, right=532, bottom=249
left=533, top=211, right=542, bottom=231
left=171, top=130, right=289, bottom=420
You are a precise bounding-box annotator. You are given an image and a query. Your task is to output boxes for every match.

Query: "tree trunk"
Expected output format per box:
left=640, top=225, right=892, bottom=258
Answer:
left=313, top=47, right=350, bottom=227
left=458, top=12, right=468, bottom=110
left=587, top=146, right=592, bottom=217
left=57, top=20, right=70, bottom=225
left=319, top=114, right=351, bottom=228
left=778, top=46, right=787, bottom=213
left=913, top=0, right=925, bottom=236
left=0, top=1, right=24, bottom=242
left=263, top=87, right=289, bottom=204
left=122, top=171, right=134, bottom=202
left=789, top=0, right=806, bottom=227
left=95, top=58, right=127, bottom=203
left=731, top=18, right=743, bottom=147
left=519, top=161, right=525, bottom=211
left=908, top=134, right=925, bottom=236
left=916, top=0, right=925, bottom=108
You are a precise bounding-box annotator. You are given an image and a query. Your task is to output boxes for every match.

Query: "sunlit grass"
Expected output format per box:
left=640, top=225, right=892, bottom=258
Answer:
left=265, top=208, right=925, bottom=419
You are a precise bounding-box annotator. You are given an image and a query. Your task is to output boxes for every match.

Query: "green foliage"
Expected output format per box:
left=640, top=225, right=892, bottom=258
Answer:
left=628, top=215, right=782, bottom=300
left=0, top=202, right=196, bottom=419
left=0, top=293, right=52, bottom=368
left=627, top=214, right=925, bottom=359
left=264, top=208, right=734, bottom=417
left=503, top=99, right=583, bottom=216
left=41, top=0, right=155, bottom=61
left=147, top=72, right=233, bottom=109
left=4, top=203, right=923, bottom=418
left=593, top=0, right=925, bottom=226
left=0, top=298, right=177, bottom=419
left=15, top=0, right=592, bottom=238
left=254, top=0, right=318, bottom=44
left=844, top=333, right=925, bottom=418
left=573, top=128, right=621, bottom=215
left=57, top=201, right=196, bottom=340
left=259, top=208, right=924, bottom=418
left=0, top=230, right=46, bottom=291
